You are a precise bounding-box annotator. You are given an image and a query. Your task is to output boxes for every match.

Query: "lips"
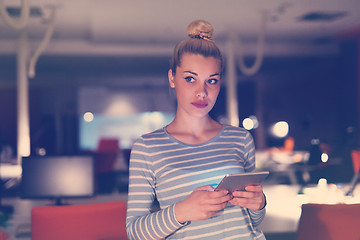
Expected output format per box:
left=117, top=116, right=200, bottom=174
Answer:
left=191, top=101, right=208, bottom=108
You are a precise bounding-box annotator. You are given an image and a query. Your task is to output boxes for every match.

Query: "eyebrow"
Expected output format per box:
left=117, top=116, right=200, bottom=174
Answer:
left=183, top=71, right=220, bottom=77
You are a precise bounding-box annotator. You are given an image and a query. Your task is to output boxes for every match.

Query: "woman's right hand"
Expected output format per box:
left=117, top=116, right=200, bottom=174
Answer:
left=174, top=185, right=232, bottom=223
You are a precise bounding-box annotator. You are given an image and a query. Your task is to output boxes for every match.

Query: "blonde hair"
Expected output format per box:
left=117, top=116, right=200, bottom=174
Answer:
left=170, top=20, right=223, bottom=75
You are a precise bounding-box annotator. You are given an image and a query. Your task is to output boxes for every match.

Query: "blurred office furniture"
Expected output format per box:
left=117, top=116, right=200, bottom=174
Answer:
left=0, top=164, right=19, bottom=214
left=0, top=144, right=19, bottom=214
left=20, top=155, right=94, bottom=205
left=0, top=231, right=9, bottom=240
left=256, top=136, right=313, bottom=185
left=1, top=183, right=358, bottom=240
left=346, top=150, right=360, bottom=196
left=297, top=203, right=360, bottom=240
left=256, top=150, right=310, bottom=185
left=351, top=150, right=360, bottom=175
left=94, top=138, right=120, bottom=193
left=31, top=201, right=127, bottom=240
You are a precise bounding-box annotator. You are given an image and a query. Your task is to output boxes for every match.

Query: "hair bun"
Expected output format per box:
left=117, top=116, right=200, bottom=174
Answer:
left=186, top=20, right=214, bottom=41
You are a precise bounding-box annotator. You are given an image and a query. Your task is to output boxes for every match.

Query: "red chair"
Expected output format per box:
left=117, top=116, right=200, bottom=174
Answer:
left=352, top=150, right=360, bottom=174
left=94, top=138, right=120, bottom=193
left=95, top=138, right=120, bottom=174
left=297, top=203, right=360, bottom=240
left=31, top=201, right=127, bottom=240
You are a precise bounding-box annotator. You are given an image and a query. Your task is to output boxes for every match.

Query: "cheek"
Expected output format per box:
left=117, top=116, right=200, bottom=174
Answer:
left=174, top=85, right=189, bottom=101
left=209, top=87, right=220, bottom=100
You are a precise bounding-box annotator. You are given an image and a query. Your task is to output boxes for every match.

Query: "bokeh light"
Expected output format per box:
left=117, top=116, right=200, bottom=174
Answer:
left=321, top=153, right=329, bottom=163
left=272, top=121, right=289, bottom=138
left=242, top=118, right=254, bottom=130
left=83, top=112, right=94, bottom=122
left=242, top=115, right=259, bottom=130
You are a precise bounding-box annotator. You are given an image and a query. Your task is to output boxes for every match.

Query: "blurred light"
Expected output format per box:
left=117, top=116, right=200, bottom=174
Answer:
left=318, top=178, right=327, bottom=187
left=250, top=115, right=259, bottom=129
left=271, top=121, right=289, bottom=138
left=242, top=118, right=254, bottom=130
left=321, top=153, right=329, bottom=163
left=311, top=138, right=320, bottom=145
left=19, top=135, right=30, bottom=157
left=83, top=112, right=94, bottom=122
left=37, top=148, right=46, bottom=156
left=105, top=96, right=136, bottom=116
left=151, top=112, right=165, bottom=125
left=141, top=112, right=168, bottom=132
left=242, top=115, right=259, bottom=130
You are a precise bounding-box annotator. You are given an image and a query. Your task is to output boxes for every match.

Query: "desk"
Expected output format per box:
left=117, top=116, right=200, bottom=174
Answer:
left=260, top=183, right=360, bottom=234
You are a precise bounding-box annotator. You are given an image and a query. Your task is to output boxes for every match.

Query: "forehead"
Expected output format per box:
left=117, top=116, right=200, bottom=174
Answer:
left=179, top=53, right=221, bottom=74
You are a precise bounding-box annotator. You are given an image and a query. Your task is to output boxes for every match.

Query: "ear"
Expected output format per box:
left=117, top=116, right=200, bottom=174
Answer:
left=168, top=69, right=175, bottom=88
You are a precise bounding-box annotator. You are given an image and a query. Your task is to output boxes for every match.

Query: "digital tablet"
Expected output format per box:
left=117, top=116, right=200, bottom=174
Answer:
left=215, top=171, right=269, bottom=192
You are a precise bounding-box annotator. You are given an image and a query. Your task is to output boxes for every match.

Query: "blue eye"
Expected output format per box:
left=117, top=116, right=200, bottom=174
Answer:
left=208, top=79, right=219, bottom=85
left=185, top=76, right=195, bottom=83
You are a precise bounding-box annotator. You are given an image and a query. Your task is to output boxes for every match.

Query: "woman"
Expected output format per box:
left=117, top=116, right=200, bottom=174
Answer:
left=126, top=20, right=266, bottom=240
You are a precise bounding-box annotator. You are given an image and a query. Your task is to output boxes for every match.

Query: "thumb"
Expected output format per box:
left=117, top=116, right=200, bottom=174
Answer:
left=196, top=185, right=215, bottom=192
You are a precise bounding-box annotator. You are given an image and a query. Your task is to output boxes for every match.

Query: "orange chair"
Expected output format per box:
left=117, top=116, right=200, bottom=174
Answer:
left=31, top=201, right=127, bottom=240
left=352, top=150, right=360, bottom=174
left=297, top=203, right=360, bottom=240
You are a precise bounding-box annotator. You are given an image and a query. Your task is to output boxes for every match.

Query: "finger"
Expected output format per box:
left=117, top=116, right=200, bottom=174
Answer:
left=232, top=190, right=262, bottom=199
left=203, top=192, right=232, bottom=205
left=230, top=201, right=262, bottom=210
left=230, top=196, right=262, bottom=204
left=232, top=190, right=255, bottom=198
left=216, top=193, right=233, bottom=204
left=196, top=185, right=215, bottom=192
left=207, top=190, right=231, bottom=198
left=205, top=201, right=229, bottom=212
left=209, top=189, right=229, bottom=197
left=244, top=184, right=263, bottom=192
left=229, top=197, right=262, bottom=208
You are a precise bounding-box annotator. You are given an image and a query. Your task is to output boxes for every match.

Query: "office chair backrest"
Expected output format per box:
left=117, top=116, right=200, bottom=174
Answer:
left=297, top=203, right=360, bottom=240
left=31, top=201, right=127, bottom=240
left=352, top=150, right=360, bottom=174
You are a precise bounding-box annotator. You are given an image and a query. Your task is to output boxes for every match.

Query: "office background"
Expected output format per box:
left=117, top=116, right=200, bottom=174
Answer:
left=0, top=1, right=360, bottom=239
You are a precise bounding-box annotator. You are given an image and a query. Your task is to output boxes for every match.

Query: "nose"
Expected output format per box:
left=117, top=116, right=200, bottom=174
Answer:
left=196, top=83, right=208, bottom=98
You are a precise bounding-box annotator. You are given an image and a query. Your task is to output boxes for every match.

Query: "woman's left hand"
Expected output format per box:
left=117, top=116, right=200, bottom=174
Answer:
left=229, top=184, right=266, bottom=210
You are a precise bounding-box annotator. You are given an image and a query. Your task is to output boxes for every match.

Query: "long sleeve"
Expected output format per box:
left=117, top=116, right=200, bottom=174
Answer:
left=126, top=138, right=185, bottom=240
left=243, top=130, right=266, bottom=227
left=243, top=130, right=256, bottom=172
left=248, top=208, right=266, bottom=227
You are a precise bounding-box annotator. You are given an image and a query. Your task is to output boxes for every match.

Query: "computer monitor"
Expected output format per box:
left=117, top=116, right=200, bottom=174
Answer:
left=21, top=155, right=94, bottom=205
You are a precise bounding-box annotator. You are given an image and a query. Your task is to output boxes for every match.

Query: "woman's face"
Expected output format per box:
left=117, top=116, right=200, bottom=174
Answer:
left=168, top=53, right=221, bottom=118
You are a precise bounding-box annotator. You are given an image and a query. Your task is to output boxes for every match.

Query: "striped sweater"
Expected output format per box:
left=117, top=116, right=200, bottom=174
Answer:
left=126, top=124, right=266, bottom=240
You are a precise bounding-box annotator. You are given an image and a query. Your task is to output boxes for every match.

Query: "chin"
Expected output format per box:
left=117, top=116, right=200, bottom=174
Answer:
left=192, top=108, right=212, bottom=117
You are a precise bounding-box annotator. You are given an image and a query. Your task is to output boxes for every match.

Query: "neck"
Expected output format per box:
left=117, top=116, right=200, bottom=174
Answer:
left=172, top=114, right=213, bottom=132
left=166, top=114, right=222, bottom=145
